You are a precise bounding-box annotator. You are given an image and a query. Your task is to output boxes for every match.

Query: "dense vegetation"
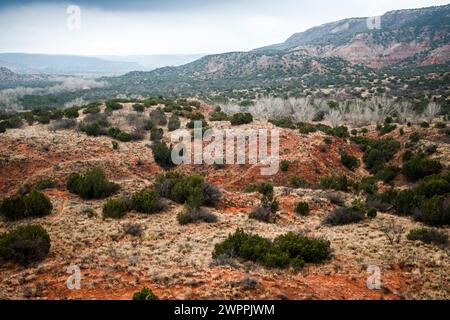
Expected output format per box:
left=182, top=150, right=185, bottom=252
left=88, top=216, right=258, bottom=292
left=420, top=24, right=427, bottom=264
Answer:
left=212, top=229, right=331, bottom=269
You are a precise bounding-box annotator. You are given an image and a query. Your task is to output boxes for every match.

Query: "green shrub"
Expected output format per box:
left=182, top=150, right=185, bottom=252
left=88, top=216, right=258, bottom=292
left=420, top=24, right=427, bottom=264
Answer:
left=269, top=118, right=296, bottom=129
left=351, top=129, right=358, bottom=136
left=0, top=190, right=52, bottom=221
left=351, top=137, right=401, bottom=173
left=244, top=182, right=273, bottom=196
left=35, top=179, right=56, bottom=190
left=209, top=111, right=229, bottom=122
left=409, top=132, right=421, bottom=143
left=23, top=190, right=53, bottom=218
left=290, top=176, right=306, bottom=188
left=150, top=128, right=164, bottom=141
left=379, top=188, right=419, bottom=216
left=280, top=160, right=289, bottom=172
left=187, top=119, right=208, bottom=129
left=131, top=189, right=163, bottom=214
left=108, top=127, right=133, bottom=142
left=375, top=166, right=400, bottom=183
left=67, top=167, right=119, bottom=199
left=435, top=122, right=446, bottom=129
left=212, top=229, right=331, bottom=269
left=64, top=107, right=79, bottom=119
left=102, top=198, right=128, bottom=219
left=295, top=202, right=309, bottom=216
left=298, top=123, right=317, bottom=135
left=132, top=287, right=159, bottom=300
left=320, top=175, right=349, bottom=192
left=402, top=154, right=442, bottom=182
left=322, top=207, right=365, bottom=226
left=105, top=101, right=123, bottom=111
left=0, top=196, right=27, bottom=221
left=0, top=225, right=51, bottom=265
left=340, top=151, right=360, bottom=171
left=37, top=115, right=50, bottom=124
left=378, top=123, right=397, bottom=135
left=230, top=113, right=253, bottom=126
left=407, top=228, right=448, bottom=246
left=168, top=115, right=181, bottom=132
left=83, top=103, right=100, bottom=114
left=155, top=173, right=221, bottom=208
left=112, top=141, right=119, bottom=150
left=358, top=176, right=378, bottom=195
left=420, top=122, right=430, bottom=128
left=367, top=208, right=377, bottom=219
left=415, top=196, right=450, bottom=226
left=151, top=141, right=175, bottom=168
left=402, top=150, right=414, bottom=162
left=132, top=104, right=145, bottom=113
left=415, top=175, right=450, bottom=199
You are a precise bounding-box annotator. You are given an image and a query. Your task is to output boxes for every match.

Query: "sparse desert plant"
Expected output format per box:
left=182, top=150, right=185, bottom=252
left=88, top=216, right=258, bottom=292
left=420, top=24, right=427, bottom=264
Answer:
left=177, top=206, right=218, bottom=225
left=202, top=183, right=222, bottom=207
left=123, top=223, right=144, bottom=237
left=326, top=192, right=345, bottom=206
left=0, top=224, right=51, bottom=265
left=67, top=167, right=119, bottom=199
left=149, top=109, right=167, bottom=126
left=407, top=228, right=448, bottom=247
left=102, top=198, right=128, bottom=219
left=249, top=206, right=276, bottom=223
left=380, top=219, right=405, bottom=245
left=132, top=287, right=159, bottom=300
left=48, top=119, right=76, bottom=131
left=322, top=207, right=365, bottom=226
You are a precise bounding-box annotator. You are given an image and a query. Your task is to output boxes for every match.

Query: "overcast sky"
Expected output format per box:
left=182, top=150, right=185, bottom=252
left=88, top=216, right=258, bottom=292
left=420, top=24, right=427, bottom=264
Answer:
left=0, top=0, right=448, bottom=55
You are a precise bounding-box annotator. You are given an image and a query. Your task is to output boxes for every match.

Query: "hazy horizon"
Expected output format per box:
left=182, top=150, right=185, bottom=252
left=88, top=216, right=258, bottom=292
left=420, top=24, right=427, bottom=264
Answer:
left=0, top=0, right=448, bottom=56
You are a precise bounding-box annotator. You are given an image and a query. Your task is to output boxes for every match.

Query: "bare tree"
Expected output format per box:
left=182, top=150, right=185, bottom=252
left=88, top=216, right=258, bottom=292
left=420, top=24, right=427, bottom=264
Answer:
left=423, top=102, right=441, bottom=123
left=325, top=109, right=342, bottom=128
left=380, top=219, right=405, bottom=246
